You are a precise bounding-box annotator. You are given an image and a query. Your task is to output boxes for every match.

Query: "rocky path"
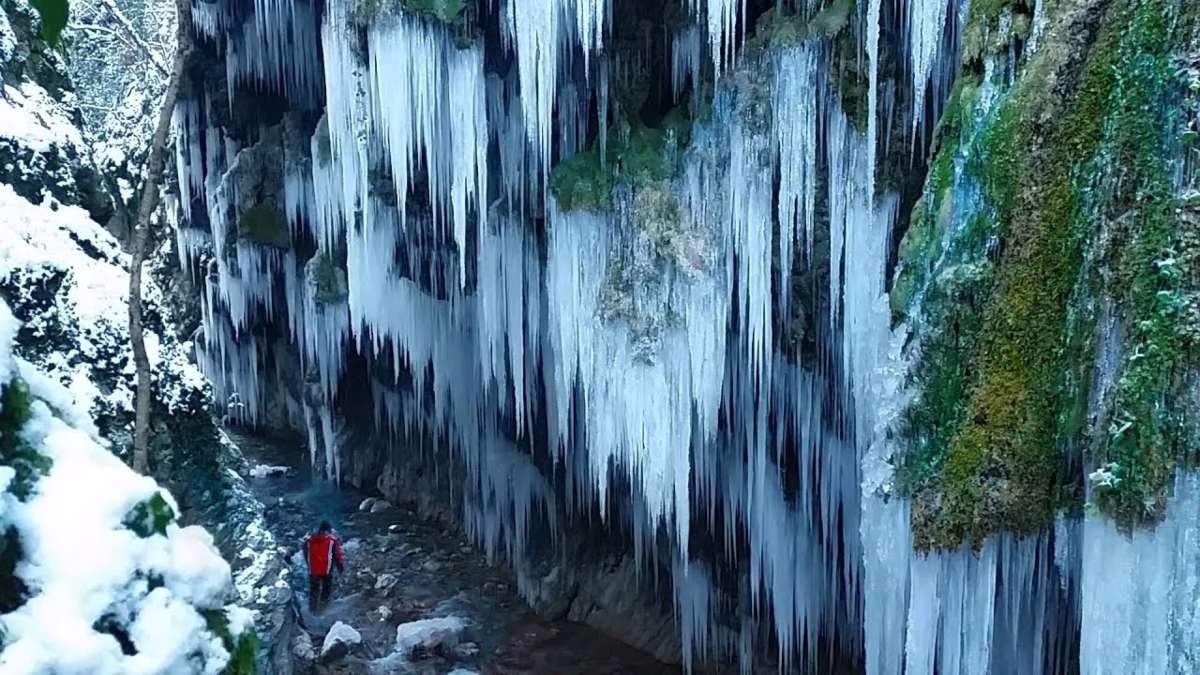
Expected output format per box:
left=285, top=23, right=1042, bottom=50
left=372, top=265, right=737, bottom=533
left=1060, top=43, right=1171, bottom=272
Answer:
left=229, top=431, right=680, bottom=675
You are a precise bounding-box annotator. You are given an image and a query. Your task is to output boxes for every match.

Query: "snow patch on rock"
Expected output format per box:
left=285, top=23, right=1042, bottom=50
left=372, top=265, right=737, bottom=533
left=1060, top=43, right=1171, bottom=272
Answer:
left=0, top=300, right=248, bottom=674
left=320, top=620, right=362, bottom=660
left=393, top=616, right=467, bottom=656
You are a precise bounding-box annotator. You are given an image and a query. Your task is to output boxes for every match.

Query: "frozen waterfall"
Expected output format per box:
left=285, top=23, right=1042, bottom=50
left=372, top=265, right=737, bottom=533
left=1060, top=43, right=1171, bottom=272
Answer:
left=171, top=0, right=1199, bottom=672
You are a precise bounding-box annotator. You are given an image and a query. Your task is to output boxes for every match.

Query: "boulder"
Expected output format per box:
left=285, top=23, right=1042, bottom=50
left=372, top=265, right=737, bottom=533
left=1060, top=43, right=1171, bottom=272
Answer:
left=320, top=621, right=362, bottom=662
left=454, top=642, right=481, bottom=659
left=394, top=616, right=467, bottom=657
left=248, top=464, right=289, bottom=478
left=292, top=631, right=316, bottom=662
left=369, top=500, right=394, bottom=514
left=358, top=497, right=377, bottom=512
left=375, top=573, right=399, bottom=592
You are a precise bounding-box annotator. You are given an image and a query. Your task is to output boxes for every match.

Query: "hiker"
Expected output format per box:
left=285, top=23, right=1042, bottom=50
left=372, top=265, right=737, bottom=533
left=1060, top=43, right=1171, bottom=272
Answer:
left=304, top=520, right=345, bottom=612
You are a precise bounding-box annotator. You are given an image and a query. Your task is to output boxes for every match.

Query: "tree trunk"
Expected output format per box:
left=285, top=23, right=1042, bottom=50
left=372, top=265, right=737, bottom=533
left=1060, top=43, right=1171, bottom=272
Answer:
left=129, top=0, right=192, bottom=474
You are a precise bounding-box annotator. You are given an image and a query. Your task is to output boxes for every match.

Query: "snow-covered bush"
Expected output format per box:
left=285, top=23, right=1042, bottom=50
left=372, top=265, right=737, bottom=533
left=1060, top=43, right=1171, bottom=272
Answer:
left=0, top=299, right=255, bottom=674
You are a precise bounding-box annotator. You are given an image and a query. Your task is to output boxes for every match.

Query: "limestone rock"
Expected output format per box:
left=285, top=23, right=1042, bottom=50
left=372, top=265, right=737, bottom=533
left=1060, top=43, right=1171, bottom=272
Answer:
left=320, top=621, right=362, bottom=662
left=393, top=616, right=467, bottom=657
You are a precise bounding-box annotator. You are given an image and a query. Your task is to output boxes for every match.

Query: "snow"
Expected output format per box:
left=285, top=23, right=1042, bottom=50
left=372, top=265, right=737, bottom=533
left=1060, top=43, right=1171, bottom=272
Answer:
left=393, top=616, right=467, bottom=655
left=0, top=300, right=242, bottom=675
left=321, top=620, right=362, bottom=658
left=248, top=463, right=290, bottom=478
left=0, top=82, right=84, bottom=154
left=0, top=182, right=207, bottom=421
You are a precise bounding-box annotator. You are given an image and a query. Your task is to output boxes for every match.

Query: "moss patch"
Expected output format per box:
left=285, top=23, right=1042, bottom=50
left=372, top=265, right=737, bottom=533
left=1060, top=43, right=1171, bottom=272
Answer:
left=400, top=0, right=464, bottom=23
left=1085, top=0, right=1194, bottom=526
left=0, top=379, right=51, bottom=500
left=309, top=253, right=348, bottom=305
left=550, top=105, right=693, bottom=212
left=203, top=609, right=258, bottom=675
left=896, top=0, right=1195, bottom=548
left=123, top=492, right=176, bottom=538
left=237, top=205, right=290, bottom=249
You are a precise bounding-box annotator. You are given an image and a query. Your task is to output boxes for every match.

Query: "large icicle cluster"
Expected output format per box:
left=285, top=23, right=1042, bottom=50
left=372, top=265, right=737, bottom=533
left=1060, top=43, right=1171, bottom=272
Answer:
left=173, top=0, right=1200, bottom=672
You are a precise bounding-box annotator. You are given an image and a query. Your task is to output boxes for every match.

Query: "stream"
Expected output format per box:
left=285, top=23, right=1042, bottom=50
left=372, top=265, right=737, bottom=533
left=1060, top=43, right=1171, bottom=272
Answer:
left=228, top=431, right=681, bottom=675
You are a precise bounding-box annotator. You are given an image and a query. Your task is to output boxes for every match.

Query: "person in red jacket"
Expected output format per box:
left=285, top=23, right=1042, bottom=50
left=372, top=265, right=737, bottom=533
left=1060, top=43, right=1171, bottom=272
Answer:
left=304, top=521, right=345, bottom=612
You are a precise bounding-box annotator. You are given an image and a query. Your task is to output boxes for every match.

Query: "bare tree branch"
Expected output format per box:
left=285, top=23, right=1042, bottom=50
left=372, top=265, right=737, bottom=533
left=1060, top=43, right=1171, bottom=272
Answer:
left=95, top=0, right=171, bottom=77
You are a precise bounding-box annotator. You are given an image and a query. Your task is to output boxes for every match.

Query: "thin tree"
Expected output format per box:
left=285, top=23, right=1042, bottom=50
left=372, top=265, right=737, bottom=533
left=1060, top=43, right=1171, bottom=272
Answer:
left=128, top=0, right=192, bottom=473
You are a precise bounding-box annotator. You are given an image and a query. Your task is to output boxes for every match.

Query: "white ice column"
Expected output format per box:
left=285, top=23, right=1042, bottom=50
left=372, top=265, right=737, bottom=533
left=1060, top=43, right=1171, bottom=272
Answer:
left=1080, top=471, right=1200, bottom=674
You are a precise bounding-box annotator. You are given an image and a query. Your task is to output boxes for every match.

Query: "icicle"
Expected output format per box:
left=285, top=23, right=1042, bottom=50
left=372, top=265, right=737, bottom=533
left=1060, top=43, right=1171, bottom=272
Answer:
left=690, top=0, right=741, bottom=72
left=773, top=42, right=821, bottom=312
left=1080, top=471, right=1200, bottom=674
left=222, top=0, right=323, bottom=107
left=367, top=15, right=488, bottom=286
left=866, top=0, right=881, bottom=206
left=672, top=26, right=702, bottom=100
left=907, top=0, right=952, bottom=138
left=172, top=98, right=204, bottom=222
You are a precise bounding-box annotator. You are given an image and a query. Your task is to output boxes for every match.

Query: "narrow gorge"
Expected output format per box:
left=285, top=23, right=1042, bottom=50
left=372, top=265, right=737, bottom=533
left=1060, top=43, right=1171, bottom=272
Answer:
left=2, top=0, right=1198, bottom=671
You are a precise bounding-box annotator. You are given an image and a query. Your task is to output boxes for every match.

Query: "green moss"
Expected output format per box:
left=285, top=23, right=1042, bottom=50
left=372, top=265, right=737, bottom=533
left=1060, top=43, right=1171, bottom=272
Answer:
left=400, top=0, right=463, bottom=23
left=0, top=379, right=51, bottom=500
left=123, top=492, right=176, bottom=538
left=1086, top=0, right=1191, bottom=526
left=900, top=0, right=1150, bottom=548
left=237, top=205, right=289, bottom=249
left=310, top=253, right=348, bottom=305
left=549, top=105, right=692, bottom=212
left=889, top=75, right=980, bottom=323
left=961, top=0, right=1035, bottom=66
left=901, top=0, right=1198, bottom=548
left=203, top=609, right=258, bottom=675
left=752, top=0, right=855, bottom=48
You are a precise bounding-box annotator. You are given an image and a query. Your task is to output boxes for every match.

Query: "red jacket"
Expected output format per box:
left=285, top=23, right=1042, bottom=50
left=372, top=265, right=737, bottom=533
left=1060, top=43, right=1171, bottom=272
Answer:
left=305, top=532, right=345, bottom=576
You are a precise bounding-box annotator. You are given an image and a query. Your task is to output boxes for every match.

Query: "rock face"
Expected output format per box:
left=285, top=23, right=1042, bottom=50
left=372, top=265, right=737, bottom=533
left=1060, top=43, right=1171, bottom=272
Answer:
left=168, top=0, right=1199, bottom=672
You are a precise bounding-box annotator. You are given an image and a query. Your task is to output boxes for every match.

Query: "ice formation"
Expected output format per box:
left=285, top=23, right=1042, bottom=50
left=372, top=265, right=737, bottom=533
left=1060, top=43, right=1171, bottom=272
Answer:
left=172, top=0, right=1200, bottom=672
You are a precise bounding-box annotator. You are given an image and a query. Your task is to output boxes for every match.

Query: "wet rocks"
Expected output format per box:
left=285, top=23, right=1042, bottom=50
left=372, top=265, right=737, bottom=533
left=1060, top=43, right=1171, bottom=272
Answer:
left=375, top=573, right=399, bottom=593
left=292, top=630, right=316, bottom=662
left=369, top=499, right=395, bottom=514
left=320, top=621, right=362, bottom=662
left=393, top=616, right=468, bottom=658
left=248, top=463, right=289, bottom=478
left=358, top=497, right=377, bottom=512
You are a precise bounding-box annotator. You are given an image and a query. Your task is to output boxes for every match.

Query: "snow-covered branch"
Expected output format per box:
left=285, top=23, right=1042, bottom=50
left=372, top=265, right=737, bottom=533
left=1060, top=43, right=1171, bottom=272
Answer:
left=94, top=0, right=170, bottom=76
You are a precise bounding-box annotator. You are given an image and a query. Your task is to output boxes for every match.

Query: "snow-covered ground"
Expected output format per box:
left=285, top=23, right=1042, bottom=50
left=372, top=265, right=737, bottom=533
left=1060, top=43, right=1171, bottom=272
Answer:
left=0, top=181, right=209, bottom=428
left=0, top=300, right=254, bottom=674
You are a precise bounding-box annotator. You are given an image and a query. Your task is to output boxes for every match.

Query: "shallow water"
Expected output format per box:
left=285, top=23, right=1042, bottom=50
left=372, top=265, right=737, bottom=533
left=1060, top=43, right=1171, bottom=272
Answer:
left=229, top=430, right=680, bottom=675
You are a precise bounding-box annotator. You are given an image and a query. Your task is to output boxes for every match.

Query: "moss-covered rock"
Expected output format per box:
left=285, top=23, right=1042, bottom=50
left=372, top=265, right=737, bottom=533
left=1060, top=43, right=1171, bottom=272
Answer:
left=896, top=0, right=1198, bottom=548
left=203, top=608, right=258, bottom=675
left=550, top=114, right=691, bottom=212
left=237, top=205, right=290, bottom=249
left=306, top=253, right=348, bottom=305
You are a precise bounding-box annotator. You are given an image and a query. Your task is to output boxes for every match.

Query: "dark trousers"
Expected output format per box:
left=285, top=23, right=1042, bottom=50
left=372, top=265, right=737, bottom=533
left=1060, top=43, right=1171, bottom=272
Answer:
left=309, top=574, right=333, bottom=611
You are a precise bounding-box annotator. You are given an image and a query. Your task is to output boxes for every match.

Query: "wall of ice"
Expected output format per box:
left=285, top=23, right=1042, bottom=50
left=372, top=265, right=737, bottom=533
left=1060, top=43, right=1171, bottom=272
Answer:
left=169, top=0, right=1200, bottom=671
